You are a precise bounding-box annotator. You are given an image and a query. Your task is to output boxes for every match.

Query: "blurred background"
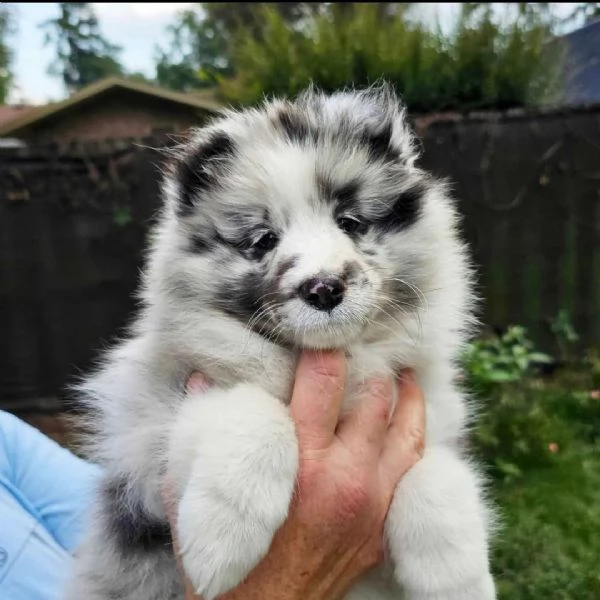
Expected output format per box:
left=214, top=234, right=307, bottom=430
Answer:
left=0, top=3, right=599, bottom=598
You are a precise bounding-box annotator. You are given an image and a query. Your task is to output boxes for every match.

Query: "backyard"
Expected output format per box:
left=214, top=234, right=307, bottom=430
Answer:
left=1, top=3, right=599, bottom=599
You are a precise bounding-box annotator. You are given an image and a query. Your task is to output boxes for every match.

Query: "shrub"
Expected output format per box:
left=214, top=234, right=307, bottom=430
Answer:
left=219, top=3, right=564, bottom=112
left=462, top=325, right=552, bottom=394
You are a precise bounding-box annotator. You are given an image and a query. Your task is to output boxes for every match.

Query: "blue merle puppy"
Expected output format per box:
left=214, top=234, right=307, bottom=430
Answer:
left=66, top=85, right=496, bottom=600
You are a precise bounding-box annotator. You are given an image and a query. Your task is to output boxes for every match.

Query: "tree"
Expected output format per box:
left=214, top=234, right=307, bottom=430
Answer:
left=155, top=3, right=321, bottom=92
left=155, top=7, right=229, bottom=92
left=126, top=71, right=156, bottom=86
left=568, top=2, right=600, bottom=24
left=41, top=3, right=123, bottom=94
left=0, top=4, right=17, bottom=103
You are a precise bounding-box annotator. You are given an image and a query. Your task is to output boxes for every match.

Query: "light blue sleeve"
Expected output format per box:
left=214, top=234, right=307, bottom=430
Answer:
left=0, top=410, right=102, bottom=553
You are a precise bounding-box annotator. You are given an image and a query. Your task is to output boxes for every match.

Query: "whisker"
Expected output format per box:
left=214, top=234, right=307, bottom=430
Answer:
left=370, top=300, right=420, bottom=345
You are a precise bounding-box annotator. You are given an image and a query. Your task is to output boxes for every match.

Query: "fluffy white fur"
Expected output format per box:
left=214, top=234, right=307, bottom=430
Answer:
left=65, top=85, right=496, bottom=600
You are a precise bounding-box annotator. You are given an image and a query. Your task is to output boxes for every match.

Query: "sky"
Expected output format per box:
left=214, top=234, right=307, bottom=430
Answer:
left=6, top=2, right=581, bottom=105
left=8, top=2, right=195, bottom=103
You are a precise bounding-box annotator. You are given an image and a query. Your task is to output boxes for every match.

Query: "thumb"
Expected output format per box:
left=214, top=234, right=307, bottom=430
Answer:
left=289, top=350, right=347, bottom=451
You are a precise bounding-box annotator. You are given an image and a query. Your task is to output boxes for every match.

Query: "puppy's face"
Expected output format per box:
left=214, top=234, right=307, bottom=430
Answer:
left=162, top=87, right=447, bottom=349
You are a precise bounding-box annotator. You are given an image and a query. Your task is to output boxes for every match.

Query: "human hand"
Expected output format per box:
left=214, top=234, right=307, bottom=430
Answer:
left=163, top=351, right=425, bottom=600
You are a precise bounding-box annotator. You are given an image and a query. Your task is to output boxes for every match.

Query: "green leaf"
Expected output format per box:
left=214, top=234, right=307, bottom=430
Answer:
left=113, top=206, right=132, bottom=227
left=529, top=352, right=554, bottom=363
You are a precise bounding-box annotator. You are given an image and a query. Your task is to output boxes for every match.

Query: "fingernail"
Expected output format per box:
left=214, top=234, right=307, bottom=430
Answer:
left=303, top=350, right=344, bottom=376
left=305, top=349, right=335, bottom=366
left=302, top=350, right=321, bottom=368
left=187, top=372, right=211, bottom=394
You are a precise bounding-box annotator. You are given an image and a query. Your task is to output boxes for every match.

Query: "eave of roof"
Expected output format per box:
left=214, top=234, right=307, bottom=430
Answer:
left=0, top=76, right=224, bottom=137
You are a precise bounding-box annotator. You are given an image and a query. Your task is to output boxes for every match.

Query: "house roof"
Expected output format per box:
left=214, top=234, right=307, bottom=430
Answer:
left=0, top=105, right=38, bottom=128
left=0, top=77, right=224, bottom=138
left=560, top=17, right=600, bottom=105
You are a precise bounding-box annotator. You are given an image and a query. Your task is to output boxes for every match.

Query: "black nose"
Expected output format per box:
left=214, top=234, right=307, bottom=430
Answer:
left=298, top=276, right=346, bottom=311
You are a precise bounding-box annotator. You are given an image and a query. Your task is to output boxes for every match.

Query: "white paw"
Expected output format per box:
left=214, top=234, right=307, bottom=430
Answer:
left=386, top=446, right=496, bottom=600
left=344, top=566, right=399, bottom=600
left=169, top=383, right=299, bottom=600
left=178, top=488, right=281, bottom=600
left=404, top=573, right=496, bottom=600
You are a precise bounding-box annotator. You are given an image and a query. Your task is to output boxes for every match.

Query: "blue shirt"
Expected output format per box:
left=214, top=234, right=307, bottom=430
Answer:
left=0, top=410, right=102, bottom=600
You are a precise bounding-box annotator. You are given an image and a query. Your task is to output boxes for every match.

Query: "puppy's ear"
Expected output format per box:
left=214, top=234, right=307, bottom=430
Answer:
left=361, top=82, right=420, bottom=168
left=166, top=130, right=236, bottom=217
left=390, top=108, right=420, bottom=168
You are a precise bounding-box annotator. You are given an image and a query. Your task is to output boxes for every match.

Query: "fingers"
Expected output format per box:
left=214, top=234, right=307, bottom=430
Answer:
left=289, top=350, right=347, bottom=451
left=336, top=376, right=393, bottom=460
left=379, top=369, right=426, bottom=492
left=186, top=372, right=211, bottom=395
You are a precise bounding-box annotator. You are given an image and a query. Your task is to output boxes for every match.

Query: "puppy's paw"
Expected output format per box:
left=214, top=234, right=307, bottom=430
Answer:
left=169, top=383, right=299, bottom=599
left=387, top=447, right=496, bottom=600
left=404, top=573, right=496, bottom=600
left=177, top=491, right=279, bottom=600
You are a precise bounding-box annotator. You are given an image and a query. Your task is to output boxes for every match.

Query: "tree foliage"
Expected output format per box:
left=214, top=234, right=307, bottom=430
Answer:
left=155, top=7, right=226, bottom=92
left=0, top=4, right=17, bottom=104
left=154, top=3, right=320, bottom=92
left=570, top=2, right=600, bottom=23
left=41, top=3, right=123, bottom=93
left=219, top=3, right=564, bottom=112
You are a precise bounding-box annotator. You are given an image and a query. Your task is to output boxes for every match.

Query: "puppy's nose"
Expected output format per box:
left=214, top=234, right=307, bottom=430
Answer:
left=298, top=276, right=346, bottom=311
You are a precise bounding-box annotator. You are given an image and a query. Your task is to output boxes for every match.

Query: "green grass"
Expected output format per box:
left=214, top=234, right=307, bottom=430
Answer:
left=492, top=445, right=600, bottom=599
left=470, top=357, right=600, bottom=599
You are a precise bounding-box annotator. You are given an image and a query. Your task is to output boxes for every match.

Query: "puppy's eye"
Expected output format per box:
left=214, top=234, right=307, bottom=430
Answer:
left=337, top=216, right=368, bottom=236
left=252, top=231, right=279, bottom=252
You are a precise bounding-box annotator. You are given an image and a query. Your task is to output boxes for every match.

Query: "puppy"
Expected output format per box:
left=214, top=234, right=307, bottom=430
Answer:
left=66, top=84, right=496, bottom=600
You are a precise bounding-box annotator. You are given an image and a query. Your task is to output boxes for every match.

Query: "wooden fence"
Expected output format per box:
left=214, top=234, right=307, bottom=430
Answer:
left=1, top=104, right=599, bottom=413
left=417, top=104, right=600, bottom=350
